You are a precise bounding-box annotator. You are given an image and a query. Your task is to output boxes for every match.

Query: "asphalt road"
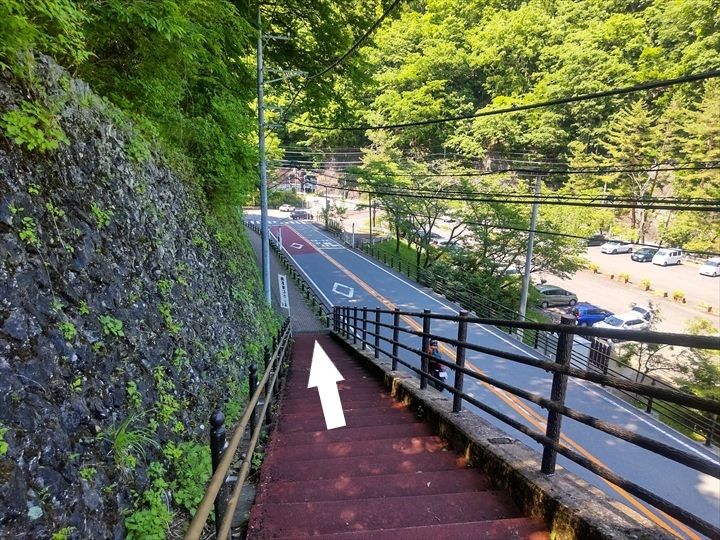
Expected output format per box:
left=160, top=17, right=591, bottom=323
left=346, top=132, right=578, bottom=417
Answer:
left=246, top=213, right=719, bottom=540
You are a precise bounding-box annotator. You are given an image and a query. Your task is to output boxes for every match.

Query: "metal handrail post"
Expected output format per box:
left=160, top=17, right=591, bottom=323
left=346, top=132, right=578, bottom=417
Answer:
left=264, top=347, right=273, bottom=425
left=392, top=308, right=400, bottom=370
left=541, top=315, right=576, bottom=474
left=248, top=362, right=258, bottom=435
left=362, top=307, right=368, bottom=350
left=209, top=411, right=227, bottom=537
left=374, top=307, right=381, bottom=359
left=420, top=309, right=431, bottom=390
left=453, top=311, right=468, bottom=413
left=353, top=307, right=358, bottom=344
left=646, top=379, right=656, bottom=414
left=707, top=414, right=717, bottom=447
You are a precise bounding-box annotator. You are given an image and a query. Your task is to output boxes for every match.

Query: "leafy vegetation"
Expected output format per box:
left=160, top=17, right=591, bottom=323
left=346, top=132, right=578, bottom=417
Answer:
left=99, top=315, right=124, bottom=337
left=0, top=426, right=8, bottom=456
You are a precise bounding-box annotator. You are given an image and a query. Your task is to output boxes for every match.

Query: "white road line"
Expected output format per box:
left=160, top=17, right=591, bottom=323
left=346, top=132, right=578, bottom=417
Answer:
left=294, top=223, right=539, bottom=357
left=271, top=228, right=335, bottom=308
left=569, top=377, right=720, bottom=464
left=290, top=222, right=718, bottom=461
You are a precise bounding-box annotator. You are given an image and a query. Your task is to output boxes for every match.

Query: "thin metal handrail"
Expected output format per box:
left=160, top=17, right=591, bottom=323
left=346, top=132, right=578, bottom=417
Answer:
left=357, top=316, right=720, bottom=413
left=339, top=312, right=720, bottom=469
left=184, top=322, right=292, bottom=540
left=333, top=305, right=720, bottom=538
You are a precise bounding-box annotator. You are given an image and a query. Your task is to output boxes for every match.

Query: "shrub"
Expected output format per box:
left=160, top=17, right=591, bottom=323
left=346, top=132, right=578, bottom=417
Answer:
left=588, top=262, right=600, bottom=273
left=640, top=278, right=651, bottom=291
left=619, top=272, right=630, bottom=283
left=672, top=290, right=686, bottom=302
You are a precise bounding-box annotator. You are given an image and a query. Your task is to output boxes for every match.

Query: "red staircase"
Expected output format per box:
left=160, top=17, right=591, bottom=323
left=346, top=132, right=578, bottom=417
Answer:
left=247, top=334, right=549, bottom=539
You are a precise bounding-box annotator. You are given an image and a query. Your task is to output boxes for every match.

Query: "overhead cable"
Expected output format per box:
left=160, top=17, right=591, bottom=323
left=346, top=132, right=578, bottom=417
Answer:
left=289, top=69, right=720, bottom=131
left=307, top=179, right=720, bottom=211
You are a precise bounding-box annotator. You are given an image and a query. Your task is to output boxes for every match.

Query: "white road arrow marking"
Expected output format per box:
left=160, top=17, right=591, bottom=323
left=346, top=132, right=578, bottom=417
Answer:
left=290, top=242, right=304, bottom=249
left=307, top=341, right=346, bottom=430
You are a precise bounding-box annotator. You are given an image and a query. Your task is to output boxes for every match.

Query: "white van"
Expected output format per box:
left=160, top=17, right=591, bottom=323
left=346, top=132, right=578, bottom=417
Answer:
left=652, top=248, right=683, bottom=266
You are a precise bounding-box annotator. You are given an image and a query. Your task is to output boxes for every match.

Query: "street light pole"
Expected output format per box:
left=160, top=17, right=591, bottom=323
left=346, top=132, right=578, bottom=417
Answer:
left=257, top=7, right=271, bottom=305
left=519, top=176, right=541, bottom=319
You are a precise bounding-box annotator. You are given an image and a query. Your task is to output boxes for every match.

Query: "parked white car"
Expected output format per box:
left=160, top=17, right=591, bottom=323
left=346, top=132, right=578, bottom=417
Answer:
left=698, top=257, right=720, bottom=277
left=278, top=204, right=295, bottom=212
left=594, top=312, right=651, bottom=331
left=652, top=248, right=682, bottom=266
left=600, top=240, right=633, bottom=254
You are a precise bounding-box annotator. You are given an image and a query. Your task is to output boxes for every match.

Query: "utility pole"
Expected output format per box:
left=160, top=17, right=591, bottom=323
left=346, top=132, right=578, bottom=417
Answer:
left=368, top=196, right=373, bottom=245
left=519, top=176, right=541, bottom=319
left=325, top=187, right=330, bottom=228
left=257, top=7, right=271, bottom=305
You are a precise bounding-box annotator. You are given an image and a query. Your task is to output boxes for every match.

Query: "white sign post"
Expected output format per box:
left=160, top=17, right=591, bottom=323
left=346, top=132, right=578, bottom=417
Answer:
left=278, top=226, right=282, bottom=251
left=278, top=274, right=290, bottom=313
left=351, top=222, right=355, bottom=248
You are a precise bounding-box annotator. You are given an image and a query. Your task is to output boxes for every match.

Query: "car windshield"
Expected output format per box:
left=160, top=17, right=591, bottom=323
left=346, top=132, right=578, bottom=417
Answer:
left=706, top=260, right=720, bottom=267
left=603, top=316, right=623, bottom=327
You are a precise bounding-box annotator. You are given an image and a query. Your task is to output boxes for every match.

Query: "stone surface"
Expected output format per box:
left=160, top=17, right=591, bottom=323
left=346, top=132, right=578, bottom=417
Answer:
left=0, top=57, right=271, bottom=538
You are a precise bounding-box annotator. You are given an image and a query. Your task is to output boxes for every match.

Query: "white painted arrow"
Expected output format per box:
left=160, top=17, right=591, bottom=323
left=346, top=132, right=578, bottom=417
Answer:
left=307, top=341, right=346, bottom=430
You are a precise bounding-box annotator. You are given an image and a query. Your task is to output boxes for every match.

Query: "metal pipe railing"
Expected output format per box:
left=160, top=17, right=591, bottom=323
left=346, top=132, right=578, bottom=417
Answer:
left=184, top=319, right=292, bottom=539
left=346, top=237, right=719, bottom=442
left=331, top=305, right=720, bottom=539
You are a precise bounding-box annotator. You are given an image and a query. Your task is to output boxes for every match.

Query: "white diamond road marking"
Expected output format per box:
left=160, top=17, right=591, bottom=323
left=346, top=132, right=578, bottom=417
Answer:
left=290, top=242, right=304, bottom=250
left=332, top=282, right=354, bottom=298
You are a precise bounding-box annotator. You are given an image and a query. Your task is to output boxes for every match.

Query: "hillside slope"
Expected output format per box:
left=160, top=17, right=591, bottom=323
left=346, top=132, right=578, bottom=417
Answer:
left=0, top=57, right=274, bottom=538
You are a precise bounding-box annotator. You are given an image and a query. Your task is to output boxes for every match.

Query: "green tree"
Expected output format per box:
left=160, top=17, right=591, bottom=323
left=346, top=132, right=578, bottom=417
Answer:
left=675, top=318, right=720, bottom=403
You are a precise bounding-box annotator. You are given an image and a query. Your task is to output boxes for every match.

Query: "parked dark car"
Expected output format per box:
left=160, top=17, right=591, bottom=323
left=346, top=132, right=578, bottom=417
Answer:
left=568, top=302, right=613, bottom=326
left=290, top=209, right=313, bottom=220
left=631, top=247, right=658, bottom=262
left=586, top=234, right=608, bottom=246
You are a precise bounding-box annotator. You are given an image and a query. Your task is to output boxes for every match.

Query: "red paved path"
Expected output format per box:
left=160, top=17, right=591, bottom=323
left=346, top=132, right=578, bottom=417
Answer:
left=247, top=334, right=549, bottom=539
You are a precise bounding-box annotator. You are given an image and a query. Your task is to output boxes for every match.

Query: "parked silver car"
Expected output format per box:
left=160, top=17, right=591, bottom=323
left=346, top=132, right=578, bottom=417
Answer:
left=536, top=284, right=578, bottom=309
left=600, top=240, right=633, bottom=254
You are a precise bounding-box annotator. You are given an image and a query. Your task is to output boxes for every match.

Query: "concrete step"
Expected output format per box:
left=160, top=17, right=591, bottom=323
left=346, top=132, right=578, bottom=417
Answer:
left=270, top=422, right=433, bottom=447
left=280, top=397, right=407, bottom=417
left=260, top=449, right=468, bottom=482
left=256, top=518, right=550, bottom=540
left=247, top=491, right=521, bottom=537
left=283, top=379, right=386, bottom=394
left=267, top=435, right=447, bottom=462
left=276, top=408, right=419, bottom=433
left=281, top=391, right=396, bottom=408
left=255, top=468, right=491, bottom=504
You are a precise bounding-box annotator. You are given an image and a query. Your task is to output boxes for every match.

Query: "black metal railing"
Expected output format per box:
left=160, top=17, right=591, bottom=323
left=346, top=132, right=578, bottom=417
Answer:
left=331, top=305, right=720, bottom=539
left=185, top=318, right=293, bottom=539
left=245, top=220, right=332, bottom=328
left=329, top=232, right=719, bottom=449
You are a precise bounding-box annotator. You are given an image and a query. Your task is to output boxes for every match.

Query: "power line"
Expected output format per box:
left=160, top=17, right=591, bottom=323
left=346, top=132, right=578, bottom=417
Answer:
left=366, top=203, right=720, bottom=257
left=288, top=69, right=720, bottom=131
left=305, top=168, right=720, bottom=204
left=274, top=159, right=720, bottom=178
left=307, top=178, right=720, bottom=211
left=305, top=0, right=404, bottom=82
left=280, top=0, right=405, bottom=123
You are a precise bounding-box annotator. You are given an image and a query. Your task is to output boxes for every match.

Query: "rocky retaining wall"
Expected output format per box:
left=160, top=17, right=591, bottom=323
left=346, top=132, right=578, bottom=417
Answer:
left=0, top=58, right=273, bottom=538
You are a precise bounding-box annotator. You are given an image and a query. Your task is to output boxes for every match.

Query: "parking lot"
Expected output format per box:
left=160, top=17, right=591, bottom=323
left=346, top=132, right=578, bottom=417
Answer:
left=584, top=246, right=719, bottom=311
left=531, top=242, right=718, bottom=333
